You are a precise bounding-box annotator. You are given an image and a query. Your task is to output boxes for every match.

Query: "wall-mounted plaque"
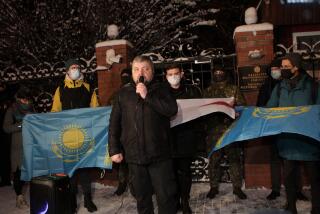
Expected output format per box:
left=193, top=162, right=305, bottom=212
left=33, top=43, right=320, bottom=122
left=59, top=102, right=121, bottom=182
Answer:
left=238, top=65, right=269, bottom=91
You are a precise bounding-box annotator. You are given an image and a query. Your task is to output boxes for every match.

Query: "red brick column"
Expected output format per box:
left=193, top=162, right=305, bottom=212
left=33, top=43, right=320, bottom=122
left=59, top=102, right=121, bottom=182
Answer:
left=95, top=40, right=134, bottom=106
left=94, top=40, right=134, bottom=185
left=234, top=23, right=274, bottom=188
left=234, top=24, right=274, bottom=105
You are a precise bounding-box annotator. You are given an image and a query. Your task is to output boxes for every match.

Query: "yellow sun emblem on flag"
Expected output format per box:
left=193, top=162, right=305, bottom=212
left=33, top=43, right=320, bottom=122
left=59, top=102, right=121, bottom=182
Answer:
left=252, top=106, right=310, bottom=119
left=52, top=124, right=95, bottom=162
left=62, top=127, right=85, bottom=149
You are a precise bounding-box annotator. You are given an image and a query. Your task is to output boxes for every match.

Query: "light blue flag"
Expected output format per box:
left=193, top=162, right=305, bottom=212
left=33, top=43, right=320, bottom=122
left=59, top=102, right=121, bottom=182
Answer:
left=209, top=105, right=320, bottom=157
left=21, top=107, right=113, bottom=181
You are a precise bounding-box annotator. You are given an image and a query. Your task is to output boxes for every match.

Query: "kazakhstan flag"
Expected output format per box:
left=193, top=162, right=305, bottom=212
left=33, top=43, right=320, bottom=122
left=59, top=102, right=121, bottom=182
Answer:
left=209, top=105, right=320, bottom=156
left=21, top=107, right=112, bottom=181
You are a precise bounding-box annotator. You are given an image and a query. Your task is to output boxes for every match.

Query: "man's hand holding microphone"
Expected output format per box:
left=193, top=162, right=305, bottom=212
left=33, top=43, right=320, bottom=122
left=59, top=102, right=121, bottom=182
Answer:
left=136, top=76, right=147, bottom=99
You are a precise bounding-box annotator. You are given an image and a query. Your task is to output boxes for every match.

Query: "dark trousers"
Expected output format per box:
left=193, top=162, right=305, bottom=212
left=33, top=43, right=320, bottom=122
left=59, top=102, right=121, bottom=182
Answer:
left=118, top=161, right=129, bottom=184
left=173, top=157, right=192, bottom=202
left=128, top=160, right=178, bottom=214
left=270, top=141, right=282, bottom=192
left=284, top=160, right=320, bottom=214
left=0, top=133, right=11, bottom=184
left=13, top=168, right=24, bottom=196
left=270, top=142, right=302, bottom=192
left=70, top=168, right=92, bottom=196
left=208, top=144, right=242, bottom=189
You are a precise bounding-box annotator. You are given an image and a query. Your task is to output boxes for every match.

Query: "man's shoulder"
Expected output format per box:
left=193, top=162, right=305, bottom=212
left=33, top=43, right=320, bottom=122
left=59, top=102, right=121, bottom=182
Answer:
left=185, top=84, right=202, bottom=97
left=149, top=81, right=170, bottom=92
left=118, top=83, right=135, bottom=95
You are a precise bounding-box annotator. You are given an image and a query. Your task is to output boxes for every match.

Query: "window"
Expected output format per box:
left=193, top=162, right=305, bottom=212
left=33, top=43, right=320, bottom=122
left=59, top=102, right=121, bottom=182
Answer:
left=292, top=31, right=320, bottom=53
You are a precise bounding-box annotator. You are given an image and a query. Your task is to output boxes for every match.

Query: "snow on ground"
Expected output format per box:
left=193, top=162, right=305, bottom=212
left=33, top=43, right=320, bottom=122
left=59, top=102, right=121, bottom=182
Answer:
left=0, top=182, right=312, bottom=214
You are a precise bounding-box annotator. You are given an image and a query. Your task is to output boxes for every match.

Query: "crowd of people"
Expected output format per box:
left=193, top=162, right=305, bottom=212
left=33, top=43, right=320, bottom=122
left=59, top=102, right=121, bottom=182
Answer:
left=0, top=53, right=320, bottom=214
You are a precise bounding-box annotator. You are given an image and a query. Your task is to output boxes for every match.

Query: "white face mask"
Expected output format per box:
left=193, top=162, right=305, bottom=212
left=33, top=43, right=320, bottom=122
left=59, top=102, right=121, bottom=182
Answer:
left=271, top=69, right=281, bottom=80
left=167, top=74, right=181, bottom=87
left=68, top=68, right=80, bottom=80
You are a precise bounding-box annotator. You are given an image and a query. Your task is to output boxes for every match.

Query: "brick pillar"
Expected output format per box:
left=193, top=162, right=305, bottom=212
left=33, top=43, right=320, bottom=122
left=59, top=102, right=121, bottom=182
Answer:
left=94, top=40, right=134, bottom=185
left=234, top=23, right=274, bottom=105
left=95, top=40, right=134, bottom=106
left=234, top=23, right=274, bottom=188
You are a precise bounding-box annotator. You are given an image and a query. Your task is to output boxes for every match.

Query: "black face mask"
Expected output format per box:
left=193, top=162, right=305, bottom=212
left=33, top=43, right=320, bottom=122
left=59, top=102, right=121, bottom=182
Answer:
left=281, top=69, right=294, bottom=79
left=121, top=76, right=131, bottom=85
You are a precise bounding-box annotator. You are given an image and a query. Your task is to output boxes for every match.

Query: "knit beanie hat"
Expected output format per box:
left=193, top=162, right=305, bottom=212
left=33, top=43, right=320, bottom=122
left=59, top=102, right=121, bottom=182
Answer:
left=121, top=68, right=131, bottom=76
left=65, top=59, right=80, bottom=71
left=270, top=58, right=281, bottom=68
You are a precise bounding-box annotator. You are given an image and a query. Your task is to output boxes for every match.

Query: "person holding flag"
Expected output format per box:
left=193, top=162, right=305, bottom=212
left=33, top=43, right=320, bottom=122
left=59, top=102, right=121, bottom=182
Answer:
left=267, top=53, right=320, bottom=214
left=165, top=63, right=202, bottom=214
left=203, top=66, right=247, bottom=200
left=51, top=58, right=99, bottom=213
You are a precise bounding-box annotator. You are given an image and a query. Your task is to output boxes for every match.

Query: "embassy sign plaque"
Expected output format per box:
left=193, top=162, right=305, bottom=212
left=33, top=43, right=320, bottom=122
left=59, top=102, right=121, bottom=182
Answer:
left=238, top=65, right=268, bottom=91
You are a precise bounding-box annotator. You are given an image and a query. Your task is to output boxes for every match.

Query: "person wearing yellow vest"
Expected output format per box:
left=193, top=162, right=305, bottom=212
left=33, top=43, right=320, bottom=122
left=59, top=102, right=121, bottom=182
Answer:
left=51, top=58, right=99, bottom=213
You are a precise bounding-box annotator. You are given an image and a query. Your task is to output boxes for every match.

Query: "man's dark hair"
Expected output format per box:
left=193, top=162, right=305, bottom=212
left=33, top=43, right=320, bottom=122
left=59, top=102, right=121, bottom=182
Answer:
left=281, top=53, right=302, bottom=69
left=164, top=63, right=182, bottom=73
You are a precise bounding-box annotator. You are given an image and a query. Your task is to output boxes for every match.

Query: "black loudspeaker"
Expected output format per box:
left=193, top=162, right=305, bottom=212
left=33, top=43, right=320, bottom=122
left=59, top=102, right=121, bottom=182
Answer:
left=30, top=174, right=72, bottom=214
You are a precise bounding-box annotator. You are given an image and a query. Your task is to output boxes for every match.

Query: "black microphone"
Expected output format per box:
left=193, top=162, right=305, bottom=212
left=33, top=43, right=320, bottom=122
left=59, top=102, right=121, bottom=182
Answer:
left=137, top=76, right=145, bottom=99
left=138, top=75, right=145, bottom=83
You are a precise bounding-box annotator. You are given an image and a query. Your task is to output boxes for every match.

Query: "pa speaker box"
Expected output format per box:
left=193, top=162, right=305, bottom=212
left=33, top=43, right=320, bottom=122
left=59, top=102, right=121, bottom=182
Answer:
left=30, top=174, right=72, bottom=214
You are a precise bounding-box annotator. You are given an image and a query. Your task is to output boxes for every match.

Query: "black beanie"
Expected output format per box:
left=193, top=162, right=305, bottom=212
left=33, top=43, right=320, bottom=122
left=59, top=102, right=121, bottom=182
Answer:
left=270, top=58, right=281, bottom=68
left=65, top=59, right=80, bottom=71
left=15, top=86, right=31, bottom=100
left=121, top=68, right=131, bottom=76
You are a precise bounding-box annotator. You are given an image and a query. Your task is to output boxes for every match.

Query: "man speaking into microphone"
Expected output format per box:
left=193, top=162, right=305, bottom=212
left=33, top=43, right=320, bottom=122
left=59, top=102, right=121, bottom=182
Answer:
left=108, top=55, right=178, bottom=214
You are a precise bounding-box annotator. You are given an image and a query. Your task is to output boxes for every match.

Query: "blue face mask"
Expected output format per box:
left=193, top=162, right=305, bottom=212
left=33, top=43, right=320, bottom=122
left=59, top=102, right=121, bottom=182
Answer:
left=271, top=69, right=281, bottom=80
left=68, top=69, right=80, bottom=80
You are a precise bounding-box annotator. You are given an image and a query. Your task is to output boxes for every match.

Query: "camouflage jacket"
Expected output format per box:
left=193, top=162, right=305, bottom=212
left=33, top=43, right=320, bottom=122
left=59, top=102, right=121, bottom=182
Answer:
left=202, top=81, right=246, bottom=147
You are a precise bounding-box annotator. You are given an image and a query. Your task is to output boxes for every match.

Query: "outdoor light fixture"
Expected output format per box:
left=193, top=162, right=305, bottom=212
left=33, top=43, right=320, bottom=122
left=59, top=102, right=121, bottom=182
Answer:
left=248, top=49, right=264, bottom=59
left=280, top=0, right=317, bottom=4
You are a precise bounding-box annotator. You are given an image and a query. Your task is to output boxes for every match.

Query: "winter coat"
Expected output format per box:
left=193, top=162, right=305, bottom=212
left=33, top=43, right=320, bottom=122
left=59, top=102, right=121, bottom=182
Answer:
left=108, top=81, right=178, bottom=164
left=169, top=83, right=202, bottom=157
left=256, top=77, right=280, bottom=107
left=3, top=103, right=34, bottom=172
left=266, top=74, right=320, bottom=161
left=51, top=76, right=99, bottom=112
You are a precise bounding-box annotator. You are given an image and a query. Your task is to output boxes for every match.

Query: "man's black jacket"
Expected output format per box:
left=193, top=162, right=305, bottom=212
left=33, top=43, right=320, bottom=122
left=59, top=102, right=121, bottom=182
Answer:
left=169, top=83, right=203, bottom=158
left=108, top=81, right=178, bottom=164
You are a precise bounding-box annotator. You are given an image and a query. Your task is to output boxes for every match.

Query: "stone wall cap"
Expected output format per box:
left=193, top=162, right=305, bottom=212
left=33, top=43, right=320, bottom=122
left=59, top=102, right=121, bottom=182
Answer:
left=95, top=39, right=134, bottom=48
left=234, top=22, right=273, bottom=35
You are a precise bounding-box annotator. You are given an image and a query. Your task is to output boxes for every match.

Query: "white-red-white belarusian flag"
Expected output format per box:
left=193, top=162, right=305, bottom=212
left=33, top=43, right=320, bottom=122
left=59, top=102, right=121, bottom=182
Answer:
left=170, top=98, right=235, bottom=127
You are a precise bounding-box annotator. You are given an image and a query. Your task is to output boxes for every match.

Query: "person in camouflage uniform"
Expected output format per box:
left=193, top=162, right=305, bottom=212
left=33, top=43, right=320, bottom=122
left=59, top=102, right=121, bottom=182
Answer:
left=203, top=68, right=247, bottom=200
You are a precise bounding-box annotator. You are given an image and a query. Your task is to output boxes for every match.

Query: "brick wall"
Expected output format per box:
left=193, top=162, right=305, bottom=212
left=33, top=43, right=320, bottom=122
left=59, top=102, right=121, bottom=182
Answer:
left=244, top=139, right=273, bottom=188
left=234, top=24, right=275, bottom=188
left=234, top=30, right=274, bottom=68
left=95, top=40, right=134, bottom=184
left=96, top=40, right=134, bottom=106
